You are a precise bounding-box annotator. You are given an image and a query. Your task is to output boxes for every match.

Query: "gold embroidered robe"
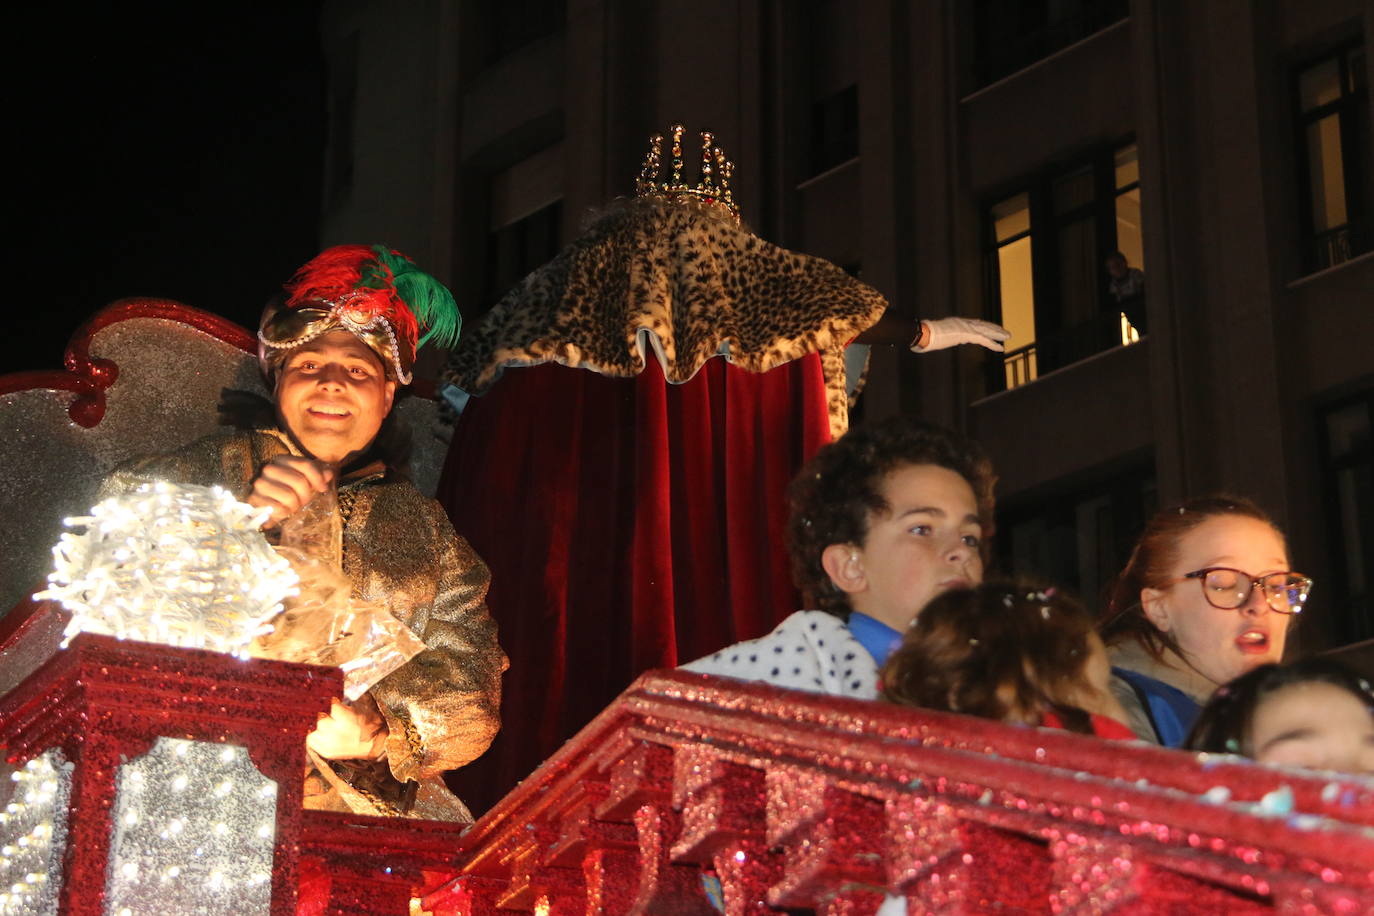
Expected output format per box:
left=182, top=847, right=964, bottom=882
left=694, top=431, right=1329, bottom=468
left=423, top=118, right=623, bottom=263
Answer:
left=101, top=428, right=507, bottom=820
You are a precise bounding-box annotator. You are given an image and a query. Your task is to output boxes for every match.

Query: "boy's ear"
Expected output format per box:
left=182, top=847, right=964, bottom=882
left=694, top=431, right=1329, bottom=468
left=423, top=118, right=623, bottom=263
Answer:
left=1140, top=587, right=1171, bottom=631
left=821, top=543, right=867, bottom=595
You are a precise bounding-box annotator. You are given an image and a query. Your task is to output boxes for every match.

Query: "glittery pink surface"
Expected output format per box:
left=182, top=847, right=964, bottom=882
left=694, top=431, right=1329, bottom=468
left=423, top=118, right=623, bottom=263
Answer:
left=632, top=803, right=718, bottom=914
left=429, top=669, right=1374, bottom=915
left=710, top=836, right=783, bottom=916
left=296, top=810, right=469, bottom=915
left=0, top=633, right=482, bottom=916
left=0, top=596, right=70, bottom=696
left=0, top=633, right=339, bottom=915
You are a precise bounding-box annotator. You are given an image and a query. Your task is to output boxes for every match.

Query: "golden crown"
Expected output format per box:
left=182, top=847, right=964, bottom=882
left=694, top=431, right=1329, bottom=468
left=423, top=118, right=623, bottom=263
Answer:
left=636, top=124, right=739, bottom=220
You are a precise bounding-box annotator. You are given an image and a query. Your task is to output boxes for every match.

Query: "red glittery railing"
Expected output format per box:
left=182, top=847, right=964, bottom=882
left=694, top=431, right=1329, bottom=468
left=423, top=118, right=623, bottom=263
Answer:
left=0, top=633, right=336, bottom=915
left=0, top=633, right=464, bottom=916
left=421, top=669, right=1374, bottom=915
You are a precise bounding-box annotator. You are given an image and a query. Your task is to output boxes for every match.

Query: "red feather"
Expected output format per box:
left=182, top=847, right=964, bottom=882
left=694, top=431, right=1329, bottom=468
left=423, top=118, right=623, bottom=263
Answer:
left=281, top=244, right=421, bottom=365
left=285, top=244, right=373, bottom=308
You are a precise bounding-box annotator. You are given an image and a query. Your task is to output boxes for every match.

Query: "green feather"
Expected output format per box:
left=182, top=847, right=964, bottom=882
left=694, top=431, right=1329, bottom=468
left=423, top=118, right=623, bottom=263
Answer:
left=369, top=245, right=462, bottom=349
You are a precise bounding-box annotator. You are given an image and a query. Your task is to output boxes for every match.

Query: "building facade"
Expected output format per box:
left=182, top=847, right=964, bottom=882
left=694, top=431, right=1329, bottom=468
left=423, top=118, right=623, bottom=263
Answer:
left=318, top=0, right=1373, bottom=654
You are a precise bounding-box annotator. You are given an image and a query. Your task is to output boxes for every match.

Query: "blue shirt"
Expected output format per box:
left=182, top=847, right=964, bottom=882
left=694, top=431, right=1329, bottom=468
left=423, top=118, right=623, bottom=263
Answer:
left=847, top=612, right=904, bottom=667
left=1111, top=666, right=1201, bottom=747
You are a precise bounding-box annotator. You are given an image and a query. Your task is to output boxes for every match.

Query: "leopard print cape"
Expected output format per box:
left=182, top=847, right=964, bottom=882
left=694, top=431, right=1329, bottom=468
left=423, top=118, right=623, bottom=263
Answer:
left=441, top=197, right=889, bottom=438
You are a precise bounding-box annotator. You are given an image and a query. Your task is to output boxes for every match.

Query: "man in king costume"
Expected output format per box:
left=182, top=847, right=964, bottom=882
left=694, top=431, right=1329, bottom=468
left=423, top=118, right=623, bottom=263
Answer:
left=436, top=126, right=1006, bottom=809
left=101, top=244, right=507, bottom=821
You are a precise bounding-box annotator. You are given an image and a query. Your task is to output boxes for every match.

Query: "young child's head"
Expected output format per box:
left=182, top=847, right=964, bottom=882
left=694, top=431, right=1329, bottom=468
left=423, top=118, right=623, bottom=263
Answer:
left=787, top=417, right=995, bottom=631
left=880, top=580, right=1123, bottom=734
left=1185, top=658, right=1374, bottom=773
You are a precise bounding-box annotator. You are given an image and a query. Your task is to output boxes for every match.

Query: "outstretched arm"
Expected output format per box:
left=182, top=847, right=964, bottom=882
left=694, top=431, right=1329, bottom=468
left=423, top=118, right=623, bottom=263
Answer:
left=852, top=311, right=1009, bottom=352
left=853, top=311, right=927, bottom=347
left=915, top=317, right=1009, bottom=352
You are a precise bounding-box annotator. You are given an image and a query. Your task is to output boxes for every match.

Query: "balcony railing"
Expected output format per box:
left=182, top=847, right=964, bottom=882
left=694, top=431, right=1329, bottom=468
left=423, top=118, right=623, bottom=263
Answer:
left=989, top=310, right=1142, bottom=393
left=0, top=628, right=471, bottom=916
left=424, top=669, right=1374, bottom=914
left=1307, top=221, right=1373, bottom=274
left=4, top=624, right=1371, bottom=914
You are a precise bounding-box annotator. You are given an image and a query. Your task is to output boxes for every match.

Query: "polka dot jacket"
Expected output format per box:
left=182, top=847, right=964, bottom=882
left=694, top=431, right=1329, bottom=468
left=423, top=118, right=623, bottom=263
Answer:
left=680, top=610, right=879, bottom=700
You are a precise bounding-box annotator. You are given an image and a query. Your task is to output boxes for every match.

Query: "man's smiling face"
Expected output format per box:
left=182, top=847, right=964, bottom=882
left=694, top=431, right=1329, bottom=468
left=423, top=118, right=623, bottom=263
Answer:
left=274, top=329, right=396, bottom=465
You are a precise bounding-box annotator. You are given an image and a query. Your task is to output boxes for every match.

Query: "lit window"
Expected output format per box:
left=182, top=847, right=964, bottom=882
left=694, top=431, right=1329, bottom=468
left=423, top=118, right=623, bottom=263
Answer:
left=991, top=193, right=1037, bottom=388
left=1113, top=143, right=1145, bottom=341
left=1294, top=42, right=1370, bottom=273
left=982, top=140, right=1144, bottom=393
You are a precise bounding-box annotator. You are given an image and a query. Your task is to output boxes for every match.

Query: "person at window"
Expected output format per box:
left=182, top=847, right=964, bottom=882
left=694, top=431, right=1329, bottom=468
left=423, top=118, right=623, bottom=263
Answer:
left=100, top=244, right=507, bottom=821
left=881, top=580, right=1136, bottom=739
left=1100, top=497, right=1307, bottom=746
left=1185, top=658, right=1374, bottom=774
left=1104, top=250, right=1147, bottom=334
left=681, top=417, right=996, bottom=698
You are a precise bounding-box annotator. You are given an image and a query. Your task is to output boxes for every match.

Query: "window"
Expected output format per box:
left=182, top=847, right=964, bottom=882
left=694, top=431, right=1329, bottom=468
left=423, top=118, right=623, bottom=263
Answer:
left=486, top=201, right=561, bottom=306
left=973, top=0, right=1129, bottom=87
left=983, top=140, right=1144, bottom=392
left=991, top=193, right=1036, bottom=387
left=1112, top=144, right=1145, bottom=339
left=803, top=0, right=859, bottom=178
left=1294, top=41, right=1370, bottom=273
left=1318, top=390, right=1374, bottom=643
left=478, top=0, right=565, bottom=66
left=810, top=85, right=858, bottom=176
left=485, top=144, right=564, bottom=307
left=996, top=463, right=1157, bottom=607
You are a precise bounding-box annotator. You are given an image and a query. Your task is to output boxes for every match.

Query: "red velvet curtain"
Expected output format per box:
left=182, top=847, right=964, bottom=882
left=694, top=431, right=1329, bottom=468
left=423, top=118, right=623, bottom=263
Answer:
left=437, top=353, right=832, bottom=813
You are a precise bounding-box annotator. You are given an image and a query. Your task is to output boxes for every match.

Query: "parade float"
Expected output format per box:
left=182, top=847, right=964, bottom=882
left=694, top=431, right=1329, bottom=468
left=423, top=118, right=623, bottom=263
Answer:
left=1, top=304, right=1370, bottom=914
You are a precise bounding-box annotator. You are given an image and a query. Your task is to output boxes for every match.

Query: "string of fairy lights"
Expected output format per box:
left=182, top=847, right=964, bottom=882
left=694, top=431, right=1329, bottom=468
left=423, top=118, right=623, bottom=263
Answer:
left=0, top=752, right=70, bottom=916
left=35, top=481, right=299, bottom=657
left=104, top=738, right=276, bottom=915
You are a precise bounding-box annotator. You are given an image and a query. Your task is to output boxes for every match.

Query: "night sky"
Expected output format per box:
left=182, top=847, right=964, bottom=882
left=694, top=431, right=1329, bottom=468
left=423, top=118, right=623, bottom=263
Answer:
left=11, top=5, right=327, bottom=374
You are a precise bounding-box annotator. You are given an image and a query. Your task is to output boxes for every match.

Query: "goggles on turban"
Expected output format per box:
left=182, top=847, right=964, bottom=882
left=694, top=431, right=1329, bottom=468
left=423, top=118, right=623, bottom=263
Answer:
left=259, top=244, right=460, bottom=385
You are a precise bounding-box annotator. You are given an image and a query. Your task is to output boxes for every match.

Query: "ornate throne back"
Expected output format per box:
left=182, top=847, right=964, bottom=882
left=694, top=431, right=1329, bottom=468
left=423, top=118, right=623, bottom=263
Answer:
left=0, top=300, right=445, bottom=620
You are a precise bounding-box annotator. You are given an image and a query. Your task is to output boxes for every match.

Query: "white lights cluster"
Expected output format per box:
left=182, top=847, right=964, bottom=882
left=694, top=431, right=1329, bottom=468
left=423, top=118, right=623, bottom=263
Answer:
left=106, top=738, right=276, bottom=915
left=0, top=751, right=72, bottom=916
left=36, top=481, right=298, bottom=659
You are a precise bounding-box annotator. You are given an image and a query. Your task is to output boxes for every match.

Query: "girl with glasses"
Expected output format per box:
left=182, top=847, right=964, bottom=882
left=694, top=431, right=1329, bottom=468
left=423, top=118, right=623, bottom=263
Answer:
left=1099, top=496, right=1310, bottom=746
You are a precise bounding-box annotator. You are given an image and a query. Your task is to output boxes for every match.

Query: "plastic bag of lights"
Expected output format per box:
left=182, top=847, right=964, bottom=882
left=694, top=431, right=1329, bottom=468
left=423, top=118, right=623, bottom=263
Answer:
left=35, top=481, right=297, bottom=659
left=250, top=487, right=425, bottom=701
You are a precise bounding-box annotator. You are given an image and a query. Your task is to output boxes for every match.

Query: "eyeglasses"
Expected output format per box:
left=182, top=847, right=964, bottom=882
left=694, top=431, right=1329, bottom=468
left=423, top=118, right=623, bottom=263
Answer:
left=1177, top=567, right=1312, bottom=614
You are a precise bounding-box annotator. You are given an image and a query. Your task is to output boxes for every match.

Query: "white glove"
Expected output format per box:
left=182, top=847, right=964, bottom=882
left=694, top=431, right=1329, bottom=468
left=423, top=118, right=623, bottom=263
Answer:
left=912, top=317, right=1011, bottom=353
